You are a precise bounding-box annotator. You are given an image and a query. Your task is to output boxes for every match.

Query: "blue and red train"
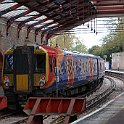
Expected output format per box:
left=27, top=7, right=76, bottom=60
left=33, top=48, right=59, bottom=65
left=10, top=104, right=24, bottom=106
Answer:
left=2, top=44, right=105, bottom=108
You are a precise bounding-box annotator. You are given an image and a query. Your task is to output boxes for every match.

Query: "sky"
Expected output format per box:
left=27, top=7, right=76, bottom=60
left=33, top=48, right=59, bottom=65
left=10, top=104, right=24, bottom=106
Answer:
left=76, top=31, right=109, bottom=49
left=73, top=18, right=111, bottom=49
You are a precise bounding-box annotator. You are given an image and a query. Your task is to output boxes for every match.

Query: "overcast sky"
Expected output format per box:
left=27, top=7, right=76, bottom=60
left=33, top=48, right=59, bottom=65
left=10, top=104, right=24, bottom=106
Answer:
left=76, top=31, right=109, bottom=49
left=74, top=18, right=112, bottom=49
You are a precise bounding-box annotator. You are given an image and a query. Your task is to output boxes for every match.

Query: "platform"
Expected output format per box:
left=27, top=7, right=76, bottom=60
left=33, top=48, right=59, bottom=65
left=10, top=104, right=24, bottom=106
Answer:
left=71, top=92, right=124, bottom=124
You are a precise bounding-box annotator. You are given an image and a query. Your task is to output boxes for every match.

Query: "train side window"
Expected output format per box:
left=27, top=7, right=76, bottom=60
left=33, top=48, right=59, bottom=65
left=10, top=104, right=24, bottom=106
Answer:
left=35, top=54, right=46, bottom=73
left=82, top=62, right=84, bottom=72
left=49, top=57, right=52, bottom=72
left=103, top=63, right=105, bottom=70
left=100, top=62, right=102, bottom=70
left=94, top=63, right=96, bottom=72
left=54, top=58, right=56, bottom=67
left=86, top=62, right=88, bottom=72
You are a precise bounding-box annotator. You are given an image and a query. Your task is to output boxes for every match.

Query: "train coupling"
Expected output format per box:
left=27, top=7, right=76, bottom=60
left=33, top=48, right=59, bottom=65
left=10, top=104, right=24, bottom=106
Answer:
left=18, top=94, right=28, bottom=107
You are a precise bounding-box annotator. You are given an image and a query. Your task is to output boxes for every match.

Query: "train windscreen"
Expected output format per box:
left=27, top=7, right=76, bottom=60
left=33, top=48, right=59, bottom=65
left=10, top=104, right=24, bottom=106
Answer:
left=35, top=54, right=46, bottom=73
left=4, top=54, right=13, bottom=72
left=14, top=54, right=29, bottom=74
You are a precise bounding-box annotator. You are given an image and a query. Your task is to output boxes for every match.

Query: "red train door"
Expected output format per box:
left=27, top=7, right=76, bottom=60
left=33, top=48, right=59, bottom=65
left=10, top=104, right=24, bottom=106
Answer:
left=49, top=55, right=56, bottom=78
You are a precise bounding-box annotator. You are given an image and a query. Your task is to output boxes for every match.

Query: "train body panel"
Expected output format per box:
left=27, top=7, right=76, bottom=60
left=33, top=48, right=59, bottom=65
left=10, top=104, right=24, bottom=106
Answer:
left=2, top=44, right=105, bottom=108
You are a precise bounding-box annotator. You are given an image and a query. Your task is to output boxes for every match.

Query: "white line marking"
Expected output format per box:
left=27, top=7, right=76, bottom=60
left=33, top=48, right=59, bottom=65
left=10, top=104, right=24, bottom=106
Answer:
left=71, top=92, right=124, bottom=124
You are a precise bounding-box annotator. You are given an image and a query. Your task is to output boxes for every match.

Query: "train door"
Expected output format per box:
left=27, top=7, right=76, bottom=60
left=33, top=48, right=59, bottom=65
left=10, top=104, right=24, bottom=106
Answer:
left=13, top=46, right=34, bottom=92
left=97, top=58, right=99, bottom=79
left=66, top=54, right=74, bottom=87
left=49, top=55, right=56, bottom=79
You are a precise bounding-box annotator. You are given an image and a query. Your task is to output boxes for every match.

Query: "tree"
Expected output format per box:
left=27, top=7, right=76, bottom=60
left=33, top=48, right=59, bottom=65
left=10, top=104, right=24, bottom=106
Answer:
left=49, top=33, right=74, bottom=50
left=71, top=40, right=87, bottom=53
left=88, top=17, right=124, bottom=62
left=88, top=45, right=102, bottom=56
left=49, top=33, right=87, bottom=53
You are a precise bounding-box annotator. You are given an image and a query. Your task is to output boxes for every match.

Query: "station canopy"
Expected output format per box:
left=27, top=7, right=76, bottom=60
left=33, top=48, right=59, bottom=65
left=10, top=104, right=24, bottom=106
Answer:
left=0, top=0, right=124, bottom=41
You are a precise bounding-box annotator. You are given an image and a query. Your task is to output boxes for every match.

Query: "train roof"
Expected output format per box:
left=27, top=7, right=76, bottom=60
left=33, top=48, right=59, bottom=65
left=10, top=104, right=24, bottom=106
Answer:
left=4, top=44, right=104, bottom=60
left=39, top=45, right=100, bottom=59
left=41, top=45, right=58, bottom=54
left=63, top=50, right=99, bottom=59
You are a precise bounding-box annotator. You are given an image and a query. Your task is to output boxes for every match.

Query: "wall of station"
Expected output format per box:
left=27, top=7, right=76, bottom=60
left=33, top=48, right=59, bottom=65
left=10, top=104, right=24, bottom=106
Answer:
left=112, top=52, right=124, bottom=70
left=0, top=18, right=41, bottom=52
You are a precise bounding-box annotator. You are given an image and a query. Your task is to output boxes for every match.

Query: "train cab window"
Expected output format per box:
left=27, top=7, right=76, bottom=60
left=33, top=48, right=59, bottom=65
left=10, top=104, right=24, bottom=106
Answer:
left=4, top=54, right=13, bottom=72
left=35, top=54, right=46, bottom=73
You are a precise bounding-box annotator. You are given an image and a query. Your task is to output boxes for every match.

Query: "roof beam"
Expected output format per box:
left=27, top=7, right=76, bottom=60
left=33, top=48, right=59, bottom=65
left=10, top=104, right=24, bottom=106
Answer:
left=35, top=2, right=95, bottom=37
left=0, top=3, right=23, bottom=17
left=6, top=9, right=33, bottom=36
left=34, top=22, right=59, bottom=41
left=17, top=14, right=41, bottom=38
left=97, top=9, right=124, bottom=15
left=0, top=0, right=4, bottom=3
left=94, top=2, right=124, bottom=6
left=97, top=6, right=124, bottom=11
left=1, top=0, right=97, bottom=42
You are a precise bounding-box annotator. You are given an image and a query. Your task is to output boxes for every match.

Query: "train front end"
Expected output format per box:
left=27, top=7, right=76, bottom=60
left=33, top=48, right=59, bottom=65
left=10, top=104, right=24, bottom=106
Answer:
left=2, top=45, right=47, bottom=108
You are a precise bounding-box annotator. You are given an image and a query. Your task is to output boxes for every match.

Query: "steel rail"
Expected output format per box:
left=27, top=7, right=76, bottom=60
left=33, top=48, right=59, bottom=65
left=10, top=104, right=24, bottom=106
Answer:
left=86, top=76, right=115, bottom=108
left=50, top=76, right=115, bottom=124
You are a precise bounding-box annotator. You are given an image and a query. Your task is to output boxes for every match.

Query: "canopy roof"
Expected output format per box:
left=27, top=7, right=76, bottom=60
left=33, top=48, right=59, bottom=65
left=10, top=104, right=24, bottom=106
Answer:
left=0, top=0, right=124, bottom=43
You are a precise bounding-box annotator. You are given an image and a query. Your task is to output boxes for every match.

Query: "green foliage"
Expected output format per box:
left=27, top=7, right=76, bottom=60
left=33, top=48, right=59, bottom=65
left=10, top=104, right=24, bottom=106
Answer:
left=49, top=33, right=74, bottom=50
left=71, top=40, right=87, bottom=53
left=88, top=45, right=102, bottom=56
left=88, top=18, right=124, bottom=62
left=49, top=33, right=87, bottom=53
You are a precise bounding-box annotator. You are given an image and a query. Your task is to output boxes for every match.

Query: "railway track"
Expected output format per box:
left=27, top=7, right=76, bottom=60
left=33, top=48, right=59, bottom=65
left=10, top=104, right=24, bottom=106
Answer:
left=50, top=76, right=116, bottom=124
left=10, top=117, right=28, bottom=124
left=0, top=109, right=27, bottom=124
left=0, top=71, right=123, bottom=124
left=0, top=109, right=18, bottom=120
left=50, top=115, right=65, bottom=124
left=2, top=76, right=116, bottom=124
left=86, top=77, right=115, bottom=108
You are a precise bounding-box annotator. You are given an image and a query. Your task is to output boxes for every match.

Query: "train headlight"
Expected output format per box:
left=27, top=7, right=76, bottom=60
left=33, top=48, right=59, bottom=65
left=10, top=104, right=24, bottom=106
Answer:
left=39, top=75, right=45, bottom=87
left=4, top=76, right=10, bottom=88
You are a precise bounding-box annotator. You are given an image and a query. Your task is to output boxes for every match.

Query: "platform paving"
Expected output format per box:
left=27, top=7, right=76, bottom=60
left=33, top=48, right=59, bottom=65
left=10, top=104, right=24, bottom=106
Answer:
left=71, top=92, right=124, bottom=124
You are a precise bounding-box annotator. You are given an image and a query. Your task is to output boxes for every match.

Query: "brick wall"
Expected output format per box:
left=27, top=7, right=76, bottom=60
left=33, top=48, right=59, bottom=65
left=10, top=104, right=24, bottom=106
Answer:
left=0, top=18, right=42, bottom=51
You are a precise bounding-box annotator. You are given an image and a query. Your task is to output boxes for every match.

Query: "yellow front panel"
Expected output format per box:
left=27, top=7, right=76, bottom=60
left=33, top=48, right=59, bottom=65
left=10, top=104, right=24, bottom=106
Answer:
left=34, top=73, right=41, bottom=86
left=16, top=75, right=28, bottom=91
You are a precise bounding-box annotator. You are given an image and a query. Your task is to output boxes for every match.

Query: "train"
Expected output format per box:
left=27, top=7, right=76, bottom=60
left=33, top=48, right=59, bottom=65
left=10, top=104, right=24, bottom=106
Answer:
left=2, top=44, right=105, bottom=109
